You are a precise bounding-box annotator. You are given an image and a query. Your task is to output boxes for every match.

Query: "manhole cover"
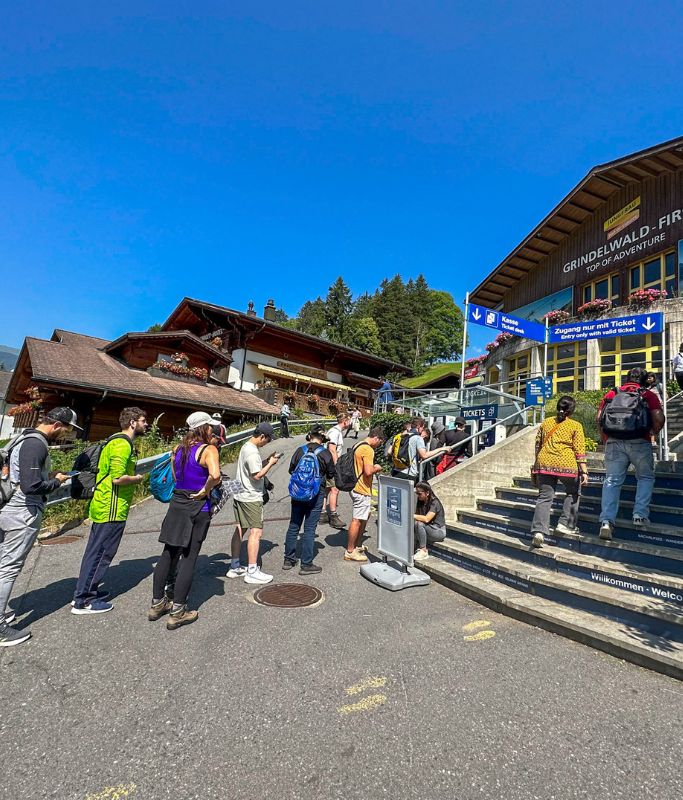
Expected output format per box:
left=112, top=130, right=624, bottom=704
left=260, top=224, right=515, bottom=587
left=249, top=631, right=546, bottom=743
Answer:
left=40, top=535, right=82, bottom=546
left=253, top=583, right=323, bottom=608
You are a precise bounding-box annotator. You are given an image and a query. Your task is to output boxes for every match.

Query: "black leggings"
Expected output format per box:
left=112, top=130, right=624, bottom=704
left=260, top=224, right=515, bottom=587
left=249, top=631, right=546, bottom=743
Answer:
left=152, top=512, right=211, bottom=605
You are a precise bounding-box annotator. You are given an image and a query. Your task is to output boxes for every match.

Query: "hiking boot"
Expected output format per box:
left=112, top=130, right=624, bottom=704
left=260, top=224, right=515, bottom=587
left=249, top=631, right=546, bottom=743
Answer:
left=299, top=563, right=322, bottom=575
left=148, top=597, right=172, bottom=621
left=554, top=522, right=576, bottom=536
left=0, top=622, right=31, bottom=647
left=166, top=607, right=198, bottom=630
left=599, top=521, right=614, bottom=541
left=328, top=512, right=346, bottom=530
left=282, top=558, right=298, bottom=571
left=344, top=549, right=368, bottom=563
left=531, top=532, right=544, bottom=548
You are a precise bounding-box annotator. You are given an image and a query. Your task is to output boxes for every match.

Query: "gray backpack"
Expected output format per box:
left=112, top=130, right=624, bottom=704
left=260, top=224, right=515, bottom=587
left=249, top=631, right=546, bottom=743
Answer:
left=0, top=432, right=47, bottom=510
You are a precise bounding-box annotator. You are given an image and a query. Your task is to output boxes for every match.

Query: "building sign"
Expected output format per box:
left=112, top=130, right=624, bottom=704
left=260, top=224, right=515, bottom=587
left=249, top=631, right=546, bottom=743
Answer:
left=460, top=404, right=498, bottom=420
left=604, top=196, right=640, bottom=239
left=276, top=361, right=326, bottom=380
left=525, top=377, right=553, bottom=406
left=549, top=312, right=663, bottom=343
left=467, top=303, right=546, bottom=343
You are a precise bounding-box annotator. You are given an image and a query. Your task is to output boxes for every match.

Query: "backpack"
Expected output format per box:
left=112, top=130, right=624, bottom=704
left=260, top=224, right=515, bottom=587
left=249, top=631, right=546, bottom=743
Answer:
left=149, top=454, right=175, bottom=503
left=335, top=443, right=364, bottom=491
left=390, top=432, right=411, bottom=470
left=0, top=432, right=47, bottom=510
left=70, top=433, right=131, bottom=500
left=288, top=445, right=324, bottom=502
left=599, top=387, right=652, bottom=440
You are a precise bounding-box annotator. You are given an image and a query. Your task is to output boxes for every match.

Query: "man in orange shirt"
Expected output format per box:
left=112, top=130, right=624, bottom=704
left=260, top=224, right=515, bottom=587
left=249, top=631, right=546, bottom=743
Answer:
left=344, top=427, right=385, bottom=563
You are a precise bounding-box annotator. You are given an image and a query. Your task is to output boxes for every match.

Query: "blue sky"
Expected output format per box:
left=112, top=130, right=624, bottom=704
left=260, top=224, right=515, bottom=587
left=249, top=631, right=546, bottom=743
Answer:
left=1, top=2, right=682, bottom=357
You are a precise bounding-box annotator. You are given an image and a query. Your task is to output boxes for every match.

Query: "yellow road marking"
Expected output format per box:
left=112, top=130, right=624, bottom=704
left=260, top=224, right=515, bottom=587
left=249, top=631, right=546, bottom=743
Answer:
left=345, top=676, right=387, bottom=695
left=85, top=785, right=137, bottom=800
left=462, top=619, right=492, bottom=632
left=464, top=630, right=496, bottom=642
left=338, top=694, right=387, bottom=715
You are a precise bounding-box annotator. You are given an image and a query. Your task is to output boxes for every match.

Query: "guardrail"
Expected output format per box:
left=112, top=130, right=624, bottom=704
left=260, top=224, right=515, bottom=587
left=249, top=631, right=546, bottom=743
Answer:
left=46, top=418, right=337, bottom=507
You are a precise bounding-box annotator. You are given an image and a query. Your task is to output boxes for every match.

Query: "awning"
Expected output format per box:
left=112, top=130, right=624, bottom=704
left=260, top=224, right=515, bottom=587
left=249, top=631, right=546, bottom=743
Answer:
left=254, top=363, right=354, bottom=392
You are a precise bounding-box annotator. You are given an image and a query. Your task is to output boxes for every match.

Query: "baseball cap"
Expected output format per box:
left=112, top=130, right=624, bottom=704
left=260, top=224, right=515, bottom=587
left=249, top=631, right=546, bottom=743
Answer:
left=255, top=421, right=276, bottom=438
left=45, top=407, right=83, bottom=431
left=186, top=411, right=216, bottom=429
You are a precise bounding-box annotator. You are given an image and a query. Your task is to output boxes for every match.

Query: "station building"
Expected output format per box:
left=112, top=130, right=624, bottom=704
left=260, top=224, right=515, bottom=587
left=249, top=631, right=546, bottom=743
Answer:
left=470, top=136, right=683, bottom=396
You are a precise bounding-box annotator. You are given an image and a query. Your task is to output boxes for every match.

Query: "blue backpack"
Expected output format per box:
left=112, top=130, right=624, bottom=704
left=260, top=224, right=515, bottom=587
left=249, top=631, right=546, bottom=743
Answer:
left=288, top=445, right=324, bottom=502
left=149, top=454, right=175, bottom=502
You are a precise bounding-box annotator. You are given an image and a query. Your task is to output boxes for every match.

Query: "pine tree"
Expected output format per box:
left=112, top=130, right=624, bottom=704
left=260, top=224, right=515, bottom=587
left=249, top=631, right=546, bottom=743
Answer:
left=324, top=277, right=353, bottom=343
left=296, top=298, right=327, bottom=337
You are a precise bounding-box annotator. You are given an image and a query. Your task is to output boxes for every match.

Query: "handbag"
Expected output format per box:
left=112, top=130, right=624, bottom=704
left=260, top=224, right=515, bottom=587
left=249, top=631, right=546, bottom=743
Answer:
left=531, top=422, right=562, bottom=488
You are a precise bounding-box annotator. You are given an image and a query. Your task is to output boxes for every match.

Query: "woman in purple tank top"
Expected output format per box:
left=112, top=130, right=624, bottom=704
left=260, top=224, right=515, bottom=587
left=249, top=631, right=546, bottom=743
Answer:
left=148, top=412, right=221, bottom=630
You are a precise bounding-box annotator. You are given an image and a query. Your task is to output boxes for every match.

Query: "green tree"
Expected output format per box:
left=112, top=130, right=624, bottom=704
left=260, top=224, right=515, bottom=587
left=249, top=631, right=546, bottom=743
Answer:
left=344, top=316, right=382, bottom=354
left=372, top=276, right=412, bottom=365
left=295, top=298, right=327, bottom=337
left=271, top=307, right=289, bottom=325
left=147, top=323, right=163, bottom=332
left=324, top=277, right=353, bottom=343
left=424, top=290, right=465, bottom=363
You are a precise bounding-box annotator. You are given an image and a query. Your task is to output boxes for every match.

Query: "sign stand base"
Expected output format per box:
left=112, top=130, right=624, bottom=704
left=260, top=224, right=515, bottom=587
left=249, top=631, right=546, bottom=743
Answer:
left=360, top=560, right=431, bottom=591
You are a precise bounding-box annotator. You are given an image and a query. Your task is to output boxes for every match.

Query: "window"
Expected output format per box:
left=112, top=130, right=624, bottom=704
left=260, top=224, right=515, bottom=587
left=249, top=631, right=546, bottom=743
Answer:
left=599, top=334, right=662, bottom=389
left=545, top=342, right=586, bottom=393
left=628, top=249, right=677, bottom=296
left=507, top=351, right=530, bottom=397
left=582, top=272, right=620, bottom=305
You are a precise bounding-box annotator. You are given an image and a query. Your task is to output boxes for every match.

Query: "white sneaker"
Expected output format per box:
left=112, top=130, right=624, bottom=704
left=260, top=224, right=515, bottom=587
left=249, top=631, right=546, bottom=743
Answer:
left=4, top=612, right=16, bottom=625
left=413, top=549, right=429, bottom=561
left=599, top=521, right=614, bottom=541
left=226, top=566, right=247, bottom=578
left=244, top=568, right=273, bottom=585
left=632, top=516, right=649, bottom=528
left=554, top=522, right=575, bottom=536
left=531, top=532, right=544, bottom=548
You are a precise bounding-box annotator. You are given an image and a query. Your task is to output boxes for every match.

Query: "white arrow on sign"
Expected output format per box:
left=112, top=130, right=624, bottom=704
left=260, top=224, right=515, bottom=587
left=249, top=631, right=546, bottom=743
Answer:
left=642, top=317, right=656, bottom=331
left=472, top=308, right=481, bottom=321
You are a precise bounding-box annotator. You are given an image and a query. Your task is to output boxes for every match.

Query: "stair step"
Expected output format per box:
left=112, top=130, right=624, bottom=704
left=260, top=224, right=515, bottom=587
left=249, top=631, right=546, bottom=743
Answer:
left=456, top=507, right=683, bottom=574
left=476, top=498, right=683, bottom=549
left=430, top=538, right=683, bottom=631
left=447, top=519, right=683, bottom=606
left=419, top=557, right=683, bottom=680
left=497, top=486, right=683, bottom=525
left=513, top=476, right=683, bottom=506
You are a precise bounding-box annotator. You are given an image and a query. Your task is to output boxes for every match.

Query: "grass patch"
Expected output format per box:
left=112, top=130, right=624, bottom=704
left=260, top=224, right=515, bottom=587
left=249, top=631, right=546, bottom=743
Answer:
left=401, top=362, right=461, bottom=389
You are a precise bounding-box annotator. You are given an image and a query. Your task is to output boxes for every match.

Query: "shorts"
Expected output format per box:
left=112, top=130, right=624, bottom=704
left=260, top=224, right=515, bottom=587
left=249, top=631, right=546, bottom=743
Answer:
left=351, top=491, right=372, bottom=521
left=233, top=499, right=264, bottom=531
left=326, top=477, right=336, bottom=490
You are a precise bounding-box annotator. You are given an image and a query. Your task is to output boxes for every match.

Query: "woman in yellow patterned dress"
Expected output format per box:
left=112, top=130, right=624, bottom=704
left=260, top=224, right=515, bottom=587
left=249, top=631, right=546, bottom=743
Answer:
left=530, top=396, right=589, bottom=548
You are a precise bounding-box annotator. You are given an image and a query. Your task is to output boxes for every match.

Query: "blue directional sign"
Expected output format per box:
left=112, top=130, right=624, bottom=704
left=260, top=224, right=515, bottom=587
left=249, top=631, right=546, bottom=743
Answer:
left=460, top=404, right=498, bottom=420
left=549, top=312, right=663, bottom=343
left=526, top=377, right=553, bottom=407
left=468, top=303, right=546, bottom=343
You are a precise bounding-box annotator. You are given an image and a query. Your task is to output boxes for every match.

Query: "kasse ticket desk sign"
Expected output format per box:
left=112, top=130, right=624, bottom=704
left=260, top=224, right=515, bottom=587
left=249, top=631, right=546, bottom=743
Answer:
left=360, top=475, right=430, bottom=591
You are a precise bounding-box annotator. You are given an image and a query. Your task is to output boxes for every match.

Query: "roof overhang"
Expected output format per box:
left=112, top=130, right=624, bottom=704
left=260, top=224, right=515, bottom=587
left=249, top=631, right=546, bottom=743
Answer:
left=470, top=136, right=683, bottom=307
left=103, top=330, right=231, bottom=365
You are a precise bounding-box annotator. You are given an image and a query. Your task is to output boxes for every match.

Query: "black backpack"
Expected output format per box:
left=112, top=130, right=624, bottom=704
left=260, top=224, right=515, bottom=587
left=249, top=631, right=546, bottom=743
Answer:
left=0, top=432, right=47, bottom=510
left=599, top=387, right=651, bottom=440
left=335, top=443, right=364, bottom=491
left=70, top=433, right=131, bottom=500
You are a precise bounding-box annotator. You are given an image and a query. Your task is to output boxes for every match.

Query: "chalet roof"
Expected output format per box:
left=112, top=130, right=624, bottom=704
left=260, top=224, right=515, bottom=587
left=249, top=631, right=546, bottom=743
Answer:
left=104, top=330, right=231, bottom=365
left=9, top=331, right=275, bottom=416
left=471, top=135, right=683, bottom=307
left=0, top=371, right=11, bottom=401
left=162, top=297, right=412, bottom=375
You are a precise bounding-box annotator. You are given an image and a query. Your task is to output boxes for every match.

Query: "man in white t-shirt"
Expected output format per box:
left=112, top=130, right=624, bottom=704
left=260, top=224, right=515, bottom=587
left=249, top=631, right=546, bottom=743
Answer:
left=230, top=422, right=280, bottom=584
left=324, top=413, right=351, bottom=529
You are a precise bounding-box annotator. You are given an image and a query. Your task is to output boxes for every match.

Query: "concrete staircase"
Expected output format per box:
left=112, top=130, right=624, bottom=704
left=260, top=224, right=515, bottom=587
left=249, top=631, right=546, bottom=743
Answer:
left=666, top=392, right=683, bottom=451
left=423, top=446, right=683, bottom=680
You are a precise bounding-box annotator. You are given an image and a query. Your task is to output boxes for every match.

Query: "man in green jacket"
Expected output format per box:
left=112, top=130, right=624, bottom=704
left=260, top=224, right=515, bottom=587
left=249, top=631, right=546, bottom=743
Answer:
left=71, top=407, right=147, bottom=614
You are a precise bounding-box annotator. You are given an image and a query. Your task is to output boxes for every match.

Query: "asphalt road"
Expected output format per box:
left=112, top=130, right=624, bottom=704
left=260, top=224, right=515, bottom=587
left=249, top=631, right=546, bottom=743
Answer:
left=1, top=432, right=681, bottom=800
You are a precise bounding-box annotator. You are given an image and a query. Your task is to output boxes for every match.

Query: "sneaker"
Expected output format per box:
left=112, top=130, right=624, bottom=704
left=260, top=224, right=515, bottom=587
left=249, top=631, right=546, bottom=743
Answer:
left=0, top=622, right=31, bottom=647
left=554, top=522, right=576, bottom=536
left=599, top=521, right=614, bottom=541
left=148, top=597, right=172, bottom=621
left=244, top=568, right=273, bottom=584
left=166, top=607, right=198, bottom=631
left=632, top=516, right=649, bottom=528
left=531, top=532, right=544, bottom=548
left=344, top=549, right=368, bottom=562
left=299, top=563, right=322, bottom=575
left=71, top=589, right=111, bottom=607
left=4, top=611, right=16, bottom=625
left=226, top=566, right=247, bottom=578
left=413, top=549, right=429, bottom=561
left=70, top=600, right=113, bottom=615
left=328, top=513, right=346, bottom=530
left=282, top=559, right=298, bottom=571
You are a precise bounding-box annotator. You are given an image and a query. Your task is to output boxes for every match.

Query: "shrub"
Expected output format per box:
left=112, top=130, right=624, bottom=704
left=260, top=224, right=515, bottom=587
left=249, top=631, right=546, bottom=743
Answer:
left=368, top=412, right=412, bottom=471
left=544, top=390, right=604, bottom=442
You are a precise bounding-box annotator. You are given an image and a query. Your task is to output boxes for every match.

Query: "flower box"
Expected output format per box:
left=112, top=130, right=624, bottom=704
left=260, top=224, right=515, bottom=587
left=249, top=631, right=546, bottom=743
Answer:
left=147, top=367, right=207, bottom=385
left=626, top=288, right=667, bottom=308
left=576, top=298, right=612, bottom=317
left=543, top=310, right=571, bottom=325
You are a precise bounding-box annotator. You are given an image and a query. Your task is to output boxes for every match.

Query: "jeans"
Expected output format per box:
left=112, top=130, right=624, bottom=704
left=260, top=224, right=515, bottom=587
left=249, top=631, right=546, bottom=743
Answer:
left=284, top=489, right=325, bottom=565
left=280, top=415, right=290, bottom=438
left=676, top=372, right=683, bottom=391
left=73, top=521, right=126, bottom=606
left=600, top=439, right=655, bottom=523
left=531, top=474, right=580, bottom=536
left=0, top=504, right=43, bottom=623
left=414, top=521, right=446, bottom=549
